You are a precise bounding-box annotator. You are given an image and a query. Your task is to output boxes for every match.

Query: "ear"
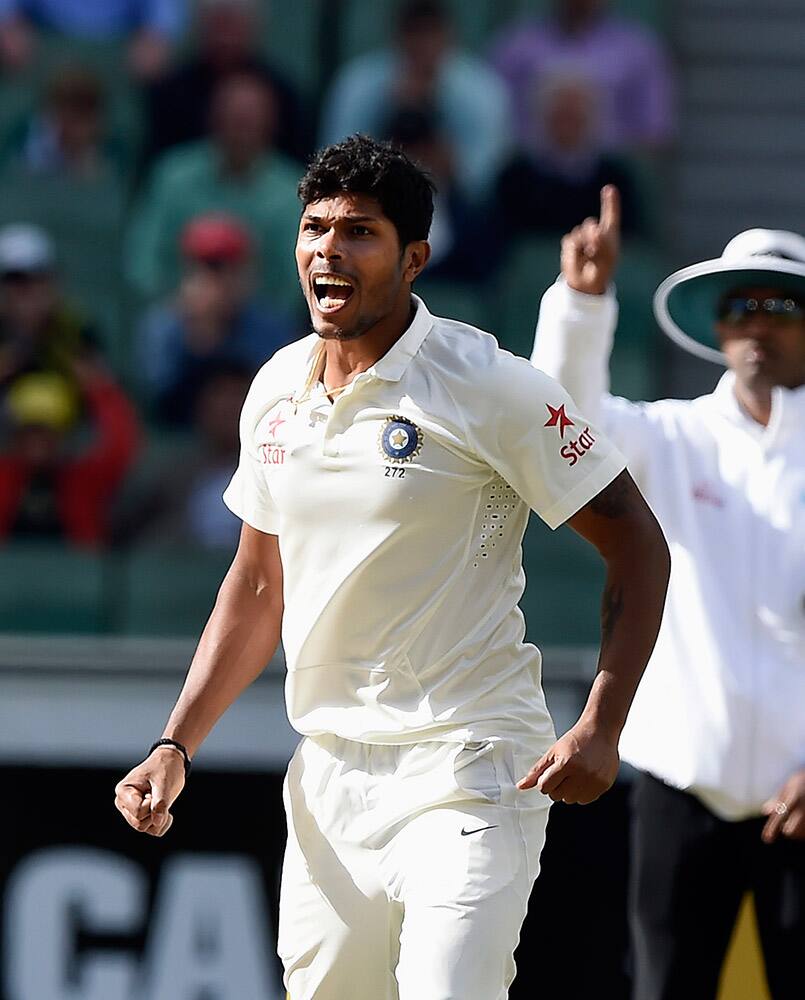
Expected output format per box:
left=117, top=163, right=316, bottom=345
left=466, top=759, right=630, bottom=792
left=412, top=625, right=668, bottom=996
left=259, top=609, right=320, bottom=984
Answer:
left=403, top=240, right=431, bottom=283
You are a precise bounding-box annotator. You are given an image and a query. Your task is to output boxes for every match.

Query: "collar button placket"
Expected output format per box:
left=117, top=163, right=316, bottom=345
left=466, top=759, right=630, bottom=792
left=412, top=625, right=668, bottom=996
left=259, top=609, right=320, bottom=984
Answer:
left=321, top=406, right=340, bottom=457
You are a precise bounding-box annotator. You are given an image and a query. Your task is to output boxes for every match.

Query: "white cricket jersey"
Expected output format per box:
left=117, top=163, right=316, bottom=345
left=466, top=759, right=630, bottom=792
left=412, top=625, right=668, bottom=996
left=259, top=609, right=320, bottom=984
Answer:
left=224, top=295, right=625, bottom=751
left=533, top=278, right=805, bottom=820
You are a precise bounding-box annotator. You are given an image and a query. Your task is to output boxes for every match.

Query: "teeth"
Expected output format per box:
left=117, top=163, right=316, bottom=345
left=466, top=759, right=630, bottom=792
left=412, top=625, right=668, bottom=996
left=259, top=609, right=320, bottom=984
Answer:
left=314, top=275, right=352, bottom=287
left=320, top=296, right=346, bottom=309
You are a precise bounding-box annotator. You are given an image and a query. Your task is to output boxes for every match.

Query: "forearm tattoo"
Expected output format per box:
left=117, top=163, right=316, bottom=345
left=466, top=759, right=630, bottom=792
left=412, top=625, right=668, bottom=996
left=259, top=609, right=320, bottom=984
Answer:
left=588, top=471, right=636, bottom=519
left=600, top=580, right=625, bottom=652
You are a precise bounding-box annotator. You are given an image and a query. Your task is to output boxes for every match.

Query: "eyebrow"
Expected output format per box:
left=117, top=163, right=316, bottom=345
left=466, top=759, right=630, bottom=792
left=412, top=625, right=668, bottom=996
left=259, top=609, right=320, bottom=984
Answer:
left=303, top=213, right=380, bottom=224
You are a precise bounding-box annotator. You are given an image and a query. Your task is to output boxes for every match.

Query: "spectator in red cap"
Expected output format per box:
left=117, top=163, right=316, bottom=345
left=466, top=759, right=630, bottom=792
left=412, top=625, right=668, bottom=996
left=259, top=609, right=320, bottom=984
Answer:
left=137, top=212, right=296, bottom=425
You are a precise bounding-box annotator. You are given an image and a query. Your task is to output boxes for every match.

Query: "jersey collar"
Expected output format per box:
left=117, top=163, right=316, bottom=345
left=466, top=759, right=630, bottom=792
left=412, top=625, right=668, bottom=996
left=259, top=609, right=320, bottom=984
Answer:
left=292, top=295, right=434, bottom=404
left=712, top=369, right=805, bottom=446
left=369, top=294, right=434, bottom=383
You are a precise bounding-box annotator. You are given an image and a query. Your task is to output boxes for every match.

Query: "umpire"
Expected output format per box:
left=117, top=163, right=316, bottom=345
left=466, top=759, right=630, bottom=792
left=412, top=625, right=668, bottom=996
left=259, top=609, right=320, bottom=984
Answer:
left=531, top=187, right=805, bottom=999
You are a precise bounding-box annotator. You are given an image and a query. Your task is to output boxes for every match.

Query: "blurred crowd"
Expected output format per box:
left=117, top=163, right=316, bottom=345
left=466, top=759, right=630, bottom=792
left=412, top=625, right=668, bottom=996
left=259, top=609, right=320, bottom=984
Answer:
left=0, top=0, right=675, bottom=551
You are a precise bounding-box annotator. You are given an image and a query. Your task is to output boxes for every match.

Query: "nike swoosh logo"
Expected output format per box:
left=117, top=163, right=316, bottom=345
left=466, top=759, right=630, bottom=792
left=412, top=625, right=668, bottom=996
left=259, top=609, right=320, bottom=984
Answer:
left=460, top=824, right=499, bottom=836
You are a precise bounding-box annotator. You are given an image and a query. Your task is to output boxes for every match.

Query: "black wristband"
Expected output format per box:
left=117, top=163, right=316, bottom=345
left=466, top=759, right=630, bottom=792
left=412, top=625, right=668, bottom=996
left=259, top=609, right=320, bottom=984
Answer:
left=149, top=738, right=192, bottom=777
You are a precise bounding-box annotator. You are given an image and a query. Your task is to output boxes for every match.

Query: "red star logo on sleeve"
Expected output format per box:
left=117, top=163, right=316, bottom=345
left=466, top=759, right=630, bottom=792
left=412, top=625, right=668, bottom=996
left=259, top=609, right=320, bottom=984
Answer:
left=544, top=403, right=575, bottom=439
left=267, top=414, right=286, bottom=439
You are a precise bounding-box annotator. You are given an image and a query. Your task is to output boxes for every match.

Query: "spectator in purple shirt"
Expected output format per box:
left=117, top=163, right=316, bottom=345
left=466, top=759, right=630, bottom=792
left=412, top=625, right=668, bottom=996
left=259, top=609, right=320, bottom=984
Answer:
left=0, top=0, right=186, bottom=80
left=490, top=0, right=674, bottom=153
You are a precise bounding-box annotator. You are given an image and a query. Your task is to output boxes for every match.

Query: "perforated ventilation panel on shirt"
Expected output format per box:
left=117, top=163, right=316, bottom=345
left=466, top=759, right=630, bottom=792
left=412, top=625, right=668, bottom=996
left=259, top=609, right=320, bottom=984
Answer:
left=473, top=477, right=518, bottom=568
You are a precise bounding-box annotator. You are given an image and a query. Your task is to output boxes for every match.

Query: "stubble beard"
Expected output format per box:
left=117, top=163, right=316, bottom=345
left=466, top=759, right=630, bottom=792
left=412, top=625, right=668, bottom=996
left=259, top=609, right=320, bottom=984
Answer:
left=311, top=306, right=386, bottom=342
left=315, top=323, right=372, bottom=342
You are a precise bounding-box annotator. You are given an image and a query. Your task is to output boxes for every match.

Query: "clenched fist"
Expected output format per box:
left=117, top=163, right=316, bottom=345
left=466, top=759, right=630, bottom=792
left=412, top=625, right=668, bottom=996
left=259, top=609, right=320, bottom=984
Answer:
left=114, top=746, right=186, bottom=838
left=517, top=718, right=621, bottom=805
left=562, top=185, right=621, bottom=296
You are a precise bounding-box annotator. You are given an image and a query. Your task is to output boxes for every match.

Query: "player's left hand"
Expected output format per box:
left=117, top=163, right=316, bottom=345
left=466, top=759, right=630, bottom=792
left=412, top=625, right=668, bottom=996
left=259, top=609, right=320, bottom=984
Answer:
left=517, top=719, right=620, bottom=804
left=761, top=769, right=805, bottom=843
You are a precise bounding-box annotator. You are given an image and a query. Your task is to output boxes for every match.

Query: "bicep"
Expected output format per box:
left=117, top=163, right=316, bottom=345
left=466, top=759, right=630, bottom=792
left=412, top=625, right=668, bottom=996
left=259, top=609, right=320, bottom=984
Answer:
left=566, top=469, right=664, bottom=559
left=229, top=523, right=284, bottom=607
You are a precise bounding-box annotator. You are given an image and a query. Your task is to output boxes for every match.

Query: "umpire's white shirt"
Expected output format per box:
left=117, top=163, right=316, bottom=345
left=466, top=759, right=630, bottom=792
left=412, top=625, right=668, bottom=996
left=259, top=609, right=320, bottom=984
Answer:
left=224, top=295, right=625, bottom=753
left=533, top=279, right=805, bottom=820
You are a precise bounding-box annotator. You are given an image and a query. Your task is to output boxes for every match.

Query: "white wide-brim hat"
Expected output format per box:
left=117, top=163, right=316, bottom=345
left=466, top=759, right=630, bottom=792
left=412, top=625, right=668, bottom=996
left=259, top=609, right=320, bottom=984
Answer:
left=653, top=228, right=805, bottom=365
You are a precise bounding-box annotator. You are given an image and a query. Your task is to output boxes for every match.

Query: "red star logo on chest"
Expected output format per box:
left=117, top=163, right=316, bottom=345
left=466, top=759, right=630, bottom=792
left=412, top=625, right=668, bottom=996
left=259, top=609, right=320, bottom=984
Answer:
left=266, top=414, right=286, bottom=439
left=544, top=403, right=575, bottom=439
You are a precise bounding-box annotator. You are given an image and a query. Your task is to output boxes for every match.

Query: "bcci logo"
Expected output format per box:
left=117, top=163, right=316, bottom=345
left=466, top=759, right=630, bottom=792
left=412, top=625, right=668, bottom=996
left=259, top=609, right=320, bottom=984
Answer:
left=379, top=415, right=423, bottom=464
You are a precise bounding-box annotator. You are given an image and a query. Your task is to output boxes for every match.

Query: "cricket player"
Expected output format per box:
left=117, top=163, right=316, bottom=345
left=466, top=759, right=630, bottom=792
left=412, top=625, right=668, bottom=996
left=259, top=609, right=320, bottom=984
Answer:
left=115, top=137, right=670, bottom=1000
left=532, top=186, right=805, bottom=999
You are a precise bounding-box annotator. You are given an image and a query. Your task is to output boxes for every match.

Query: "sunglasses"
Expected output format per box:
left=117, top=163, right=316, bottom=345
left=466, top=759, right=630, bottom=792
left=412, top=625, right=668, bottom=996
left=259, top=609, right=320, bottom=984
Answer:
left=718, top=296, right=805, bottom=323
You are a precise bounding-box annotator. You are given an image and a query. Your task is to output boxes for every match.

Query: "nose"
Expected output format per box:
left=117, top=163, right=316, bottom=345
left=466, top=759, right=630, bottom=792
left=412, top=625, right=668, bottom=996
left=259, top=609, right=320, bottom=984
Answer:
left=316, top=228, right=343, bottom=261
left=742, top=315, right=777, bottom=339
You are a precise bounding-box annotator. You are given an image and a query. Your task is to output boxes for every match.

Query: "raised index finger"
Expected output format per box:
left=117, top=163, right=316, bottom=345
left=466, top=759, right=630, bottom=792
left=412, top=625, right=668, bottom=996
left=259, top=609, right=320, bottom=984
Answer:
left=599, top=185, right=621, bottom=235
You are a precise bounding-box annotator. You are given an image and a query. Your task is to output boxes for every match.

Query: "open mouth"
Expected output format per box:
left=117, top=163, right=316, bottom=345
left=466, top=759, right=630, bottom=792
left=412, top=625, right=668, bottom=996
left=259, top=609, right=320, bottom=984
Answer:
left=312, top=273, right=355, bottom=313
left=746, top=344, right=770, bottom=364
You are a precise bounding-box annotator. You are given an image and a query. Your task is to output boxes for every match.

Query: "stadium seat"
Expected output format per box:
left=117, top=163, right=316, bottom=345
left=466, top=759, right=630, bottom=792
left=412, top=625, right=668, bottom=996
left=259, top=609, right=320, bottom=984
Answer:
left=0, top=166, right=130, bottom=370
left=520, top=515, right=605, bottom=647
left=494, top=237, right=560, bottom=358
left=610, top=240, right=666, bottom=400
left=416, top=279, right=490, bottom=330
left=338, top=0, right=501, bottom=59
left=0, top=543, right=109, bottom=633
left=336, top=0, right=667, bottom=58
left=495, top=236, right=666, bottom=400
left=263, top=1, right=323, bottom=94
left=487, top=0, right=666, bottom=34
left=118, top=547, right=232, bottom=636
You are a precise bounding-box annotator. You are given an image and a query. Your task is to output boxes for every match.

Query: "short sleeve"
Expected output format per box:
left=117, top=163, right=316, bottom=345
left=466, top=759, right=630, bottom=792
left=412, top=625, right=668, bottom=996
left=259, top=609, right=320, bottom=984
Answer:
left=222, top=371, right=280, bottom=536
left=466, top=351, right=627, bottom=529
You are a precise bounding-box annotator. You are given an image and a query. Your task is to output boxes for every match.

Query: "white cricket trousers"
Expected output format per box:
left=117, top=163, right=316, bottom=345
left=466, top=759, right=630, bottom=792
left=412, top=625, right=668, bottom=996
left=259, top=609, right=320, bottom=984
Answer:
left=278, top=734, right=551, bottom=1000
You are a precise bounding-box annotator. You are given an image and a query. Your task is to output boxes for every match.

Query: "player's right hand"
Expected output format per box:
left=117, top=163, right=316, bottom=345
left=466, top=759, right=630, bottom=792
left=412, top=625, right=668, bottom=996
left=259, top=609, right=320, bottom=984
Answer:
left=114, top=748, right=186, bottom=837
left=561, top=185, right=621, bottom=297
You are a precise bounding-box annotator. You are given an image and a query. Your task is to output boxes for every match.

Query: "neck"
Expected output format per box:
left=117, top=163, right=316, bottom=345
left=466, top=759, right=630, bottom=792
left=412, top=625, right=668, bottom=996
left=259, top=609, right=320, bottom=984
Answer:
left=734, top=379, right=772, bottom=426
left=321, top=294, right=415, bottom=388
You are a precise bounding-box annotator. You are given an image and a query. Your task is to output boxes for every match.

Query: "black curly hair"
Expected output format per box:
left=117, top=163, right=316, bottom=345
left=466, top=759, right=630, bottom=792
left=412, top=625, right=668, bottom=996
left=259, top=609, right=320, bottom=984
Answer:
left=298, top=134, right=435, bottom=248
